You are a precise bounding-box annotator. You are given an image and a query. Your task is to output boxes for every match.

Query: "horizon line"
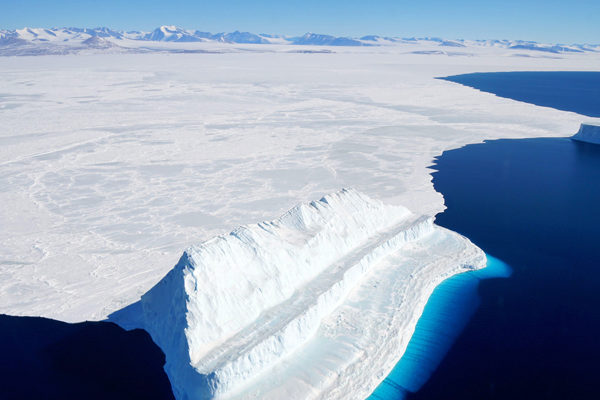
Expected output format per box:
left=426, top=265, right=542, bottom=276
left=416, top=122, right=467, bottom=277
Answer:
left=2, top=25, right=599, bottom=46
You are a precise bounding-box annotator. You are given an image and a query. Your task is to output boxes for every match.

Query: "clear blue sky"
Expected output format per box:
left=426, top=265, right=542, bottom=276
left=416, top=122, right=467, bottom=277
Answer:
left=1, top=0, right=598, bottom=43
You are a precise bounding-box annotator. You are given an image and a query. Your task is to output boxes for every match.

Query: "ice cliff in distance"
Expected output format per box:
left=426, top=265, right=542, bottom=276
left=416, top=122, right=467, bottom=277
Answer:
left=572, top=123, right=600, bottom=145
left=113, top=189, right=486, bottom=399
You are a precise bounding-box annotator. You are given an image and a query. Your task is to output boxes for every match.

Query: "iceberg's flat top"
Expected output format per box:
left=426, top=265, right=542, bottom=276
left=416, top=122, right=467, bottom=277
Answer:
left=572, top=123, right=600, bottom=145
left=112, top=189, right=485, bottom=399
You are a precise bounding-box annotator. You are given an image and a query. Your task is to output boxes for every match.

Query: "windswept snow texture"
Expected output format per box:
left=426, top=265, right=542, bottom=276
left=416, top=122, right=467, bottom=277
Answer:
left=572, top=123, right=600, bottom=144
left=2, top=47, right=600, bottom=324
left=113, top=189, right=486, bottom=399
left=2, top=30, right=600, bottom=400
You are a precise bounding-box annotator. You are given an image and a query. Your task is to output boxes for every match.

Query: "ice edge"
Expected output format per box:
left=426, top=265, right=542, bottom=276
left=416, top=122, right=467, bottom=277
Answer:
left=572, top=123, right=600, bottom=145
left=110, top=188, right=486, bottom=399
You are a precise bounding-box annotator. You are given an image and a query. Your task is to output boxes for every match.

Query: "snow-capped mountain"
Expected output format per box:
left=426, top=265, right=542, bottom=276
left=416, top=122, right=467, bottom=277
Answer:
left=291, top=33, right=366, bottom=46
left=143, top=25, right=202, bottom=42
left=218, top=31, right=270, bottom=44
left=0, top=25, right=597, bottom=56
left=67, top=26, right=124, bottom=39
left=508, top=43, right=584, bottom=53
left=81, top=36, right=119, bottom=49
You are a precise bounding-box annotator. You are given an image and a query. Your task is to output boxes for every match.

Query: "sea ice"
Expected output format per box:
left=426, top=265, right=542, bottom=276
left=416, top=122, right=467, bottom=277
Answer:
left=1, top=37, right=599, bottom=399
left=1, top=48, right=597, bottom=323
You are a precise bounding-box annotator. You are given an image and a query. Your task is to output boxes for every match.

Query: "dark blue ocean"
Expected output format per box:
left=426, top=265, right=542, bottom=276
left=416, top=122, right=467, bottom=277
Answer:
left=371, top=71, right=600, bottom=399
left=440, top=71, right=600, bottom=117
left=0, top=315, right=174, bottom=399
left=412, top=137, right=600, bottom=399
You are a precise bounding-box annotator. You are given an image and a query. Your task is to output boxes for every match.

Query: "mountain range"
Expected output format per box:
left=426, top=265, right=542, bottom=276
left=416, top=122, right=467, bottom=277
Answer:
left=0, top=25, right=597, bottom=56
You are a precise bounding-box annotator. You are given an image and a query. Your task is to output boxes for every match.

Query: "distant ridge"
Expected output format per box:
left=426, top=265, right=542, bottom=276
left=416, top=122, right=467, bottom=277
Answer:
left=0, top=25, right=598, bottom=56
left=290, top=32, right=366, bottom=46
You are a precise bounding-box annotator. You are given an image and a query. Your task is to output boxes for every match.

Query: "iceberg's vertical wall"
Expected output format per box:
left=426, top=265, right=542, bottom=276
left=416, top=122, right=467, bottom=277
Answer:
left=572, top=123, right=600, bottom=145
left=118, top=189, right=485, bottom=399
left=368, top=255, right=511, bottom=399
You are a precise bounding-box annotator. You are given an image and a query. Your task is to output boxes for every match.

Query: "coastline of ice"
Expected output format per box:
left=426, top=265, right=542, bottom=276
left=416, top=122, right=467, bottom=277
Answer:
left=1, top=48, right=597, bottom=323
left=111, top=188, right=485, bottom=399
left=368, top=255, right=512, bottom=399
left=572, top=123, right=600, bottom=145
left=2, top=45, right=600, bottom=397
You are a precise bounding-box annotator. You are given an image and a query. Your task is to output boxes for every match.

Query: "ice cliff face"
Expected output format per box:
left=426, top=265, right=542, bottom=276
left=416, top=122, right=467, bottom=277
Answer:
left=126, top=188, right=485, bottom=399
left=572, top=123, right=600, bottom=145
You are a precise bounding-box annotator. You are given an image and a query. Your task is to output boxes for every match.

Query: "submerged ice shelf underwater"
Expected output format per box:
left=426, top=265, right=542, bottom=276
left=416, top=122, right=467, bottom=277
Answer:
left=368, top=254, right=511, bottom=400
left=110, top=188, right=486, bottom=399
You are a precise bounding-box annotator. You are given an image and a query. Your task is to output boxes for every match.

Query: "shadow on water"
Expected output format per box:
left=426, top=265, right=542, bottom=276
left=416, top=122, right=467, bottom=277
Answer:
left=0, top=314, right=174, bottom=400
left=406, top=138, right=600, bottom=399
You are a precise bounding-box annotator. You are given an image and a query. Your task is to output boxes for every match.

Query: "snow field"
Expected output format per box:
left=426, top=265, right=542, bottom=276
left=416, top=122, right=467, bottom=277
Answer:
left=1, top=49, right=598, bottom=322
left=2, top=45, right=598, bottom=399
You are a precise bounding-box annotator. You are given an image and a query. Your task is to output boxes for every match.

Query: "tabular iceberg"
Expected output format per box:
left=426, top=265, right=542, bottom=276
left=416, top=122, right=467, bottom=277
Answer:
left=572, top=123, right=600, bottom=145
left=112, top=188, right=485, bottom=399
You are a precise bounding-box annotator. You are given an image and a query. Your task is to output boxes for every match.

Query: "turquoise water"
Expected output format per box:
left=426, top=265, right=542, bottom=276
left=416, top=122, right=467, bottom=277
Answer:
left=368, top=255, right=511, bottom=399
left=372, top=70, right=600, bottom=400
left=410, top=138, right=600, bottom=399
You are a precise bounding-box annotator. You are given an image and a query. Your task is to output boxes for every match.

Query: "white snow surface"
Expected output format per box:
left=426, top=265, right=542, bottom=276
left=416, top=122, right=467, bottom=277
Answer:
left=1, top=45, right=599, bottom=324
left=2, top=37, right=600, bottom=400
left=572, top=123, right=600, bottom=144
left=114, top=188, right=485, bottom=399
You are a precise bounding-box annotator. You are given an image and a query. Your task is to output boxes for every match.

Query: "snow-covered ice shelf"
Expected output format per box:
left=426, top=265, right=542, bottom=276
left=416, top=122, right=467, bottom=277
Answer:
left=2, top=40, right=599, bottom=399
left=1, top=49, right=597, bottom=323
left=112, top=188, right=485, bottom=399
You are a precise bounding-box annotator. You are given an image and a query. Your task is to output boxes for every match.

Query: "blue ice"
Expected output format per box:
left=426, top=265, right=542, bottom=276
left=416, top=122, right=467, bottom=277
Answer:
left=368, top=254, right=511, bottom=399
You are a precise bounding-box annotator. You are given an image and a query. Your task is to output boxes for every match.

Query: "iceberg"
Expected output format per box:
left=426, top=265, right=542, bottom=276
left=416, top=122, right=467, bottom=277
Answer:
left=572, top=123, right=600, bottom=145
left=112, top=188, right=485, bottom=399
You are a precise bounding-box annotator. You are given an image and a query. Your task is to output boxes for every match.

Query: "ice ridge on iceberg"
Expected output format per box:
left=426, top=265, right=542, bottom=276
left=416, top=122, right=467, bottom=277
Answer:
left=112, top=188, right=486, bottom=399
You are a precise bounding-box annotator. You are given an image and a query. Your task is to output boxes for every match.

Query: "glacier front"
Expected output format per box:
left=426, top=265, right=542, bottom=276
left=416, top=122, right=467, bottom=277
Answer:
left=112, top=188, right=485, bottom=399
left=572, top=123, right=600, bottom=145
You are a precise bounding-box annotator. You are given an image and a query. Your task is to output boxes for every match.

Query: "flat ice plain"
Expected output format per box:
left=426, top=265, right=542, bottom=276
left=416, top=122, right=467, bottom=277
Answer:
left=1, top=39, right=599, bottom=397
